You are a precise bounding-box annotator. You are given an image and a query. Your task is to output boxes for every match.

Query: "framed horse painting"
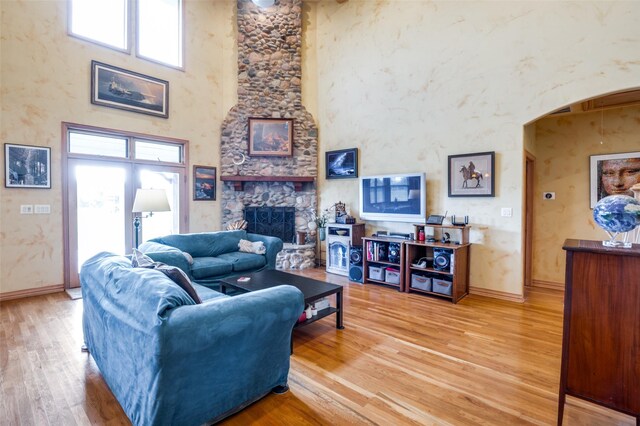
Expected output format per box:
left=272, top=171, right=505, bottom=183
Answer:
left=448, top=151, right=495, bottom=197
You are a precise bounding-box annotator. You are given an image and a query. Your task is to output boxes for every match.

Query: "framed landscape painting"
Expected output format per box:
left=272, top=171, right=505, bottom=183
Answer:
left=248, top=118, right=293, bottom=157
left=91, top=60, right=169, bottom=118
left=193, top=166, right=216, bottom=201
left=5, top=143, right=51, bottom=188
left=326, top=148, right=358, bottom=179
left=448, top=151, right=495, bottom=197
left=589, top=151, right=640, bottom=208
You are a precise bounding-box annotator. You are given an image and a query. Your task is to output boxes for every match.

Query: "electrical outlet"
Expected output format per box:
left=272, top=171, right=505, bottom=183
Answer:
left=20, top=205, right=34, bottom=214
left=543, top=192, right=556, bottom=200
left=34, top=204, right=51, bottom=214
left=501, top=207, right=512, bottom=217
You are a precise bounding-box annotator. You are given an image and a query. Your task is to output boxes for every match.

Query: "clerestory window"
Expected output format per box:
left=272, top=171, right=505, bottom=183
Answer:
left=69, top=0, right=183, bottom=69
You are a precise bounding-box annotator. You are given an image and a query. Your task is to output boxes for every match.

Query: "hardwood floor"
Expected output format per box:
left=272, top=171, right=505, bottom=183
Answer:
left=0, top=269, right=635, bottom=425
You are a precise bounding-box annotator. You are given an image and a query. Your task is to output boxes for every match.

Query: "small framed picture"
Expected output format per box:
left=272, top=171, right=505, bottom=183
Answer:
left=448, top=151, right=495, bottom=197
left=193, top=165, right=216, bottom=201
left=5, top=144, right=51, bottom=189
left=589, top=151, right=640, bottom=208
left=91, top=60, right=169, bottom=118
left=248, top=117, right=293, bottom=157
left=326, top=148, right=358, bottom=179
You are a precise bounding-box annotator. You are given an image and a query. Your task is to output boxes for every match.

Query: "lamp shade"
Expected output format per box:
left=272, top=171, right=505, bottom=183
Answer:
left=132, top=189, right=171, bottom=213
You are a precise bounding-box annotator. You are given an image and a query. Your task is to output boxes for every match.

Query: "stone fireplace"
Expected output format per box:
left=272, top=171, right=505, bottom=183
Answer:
left=220, top=0, right=318, bottom=269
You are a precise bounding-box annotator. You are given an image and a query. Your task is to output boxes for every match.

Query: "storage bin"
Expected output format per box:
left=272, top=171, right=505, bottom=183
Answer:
left=411, top=274, right=432, bottom=291
left=385, top=268, right=401, bottom=285
left=432, top=278, right=453, bottom=296
left=369, top=266, right=384, bottom=280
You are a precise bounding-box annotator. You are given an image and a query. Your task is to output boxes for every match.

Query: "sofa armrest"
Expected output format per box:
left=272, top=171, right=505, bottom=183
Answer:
left=159, top=285, right=304, bottom=423
left=246, top=233, right=283, bottom=269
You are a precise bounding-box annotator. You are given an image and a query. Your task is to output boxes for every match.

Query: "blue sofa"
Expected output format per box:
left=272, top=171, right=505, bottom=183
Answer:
left=138, top=230, right=283, bottom=288
left=81, top=251, right=304, bottom=426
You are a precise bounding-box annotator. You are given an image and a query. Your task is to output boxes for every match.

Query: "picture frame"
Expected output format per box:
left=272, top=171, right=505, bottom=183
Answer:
left=91, top=60, right=169, bottom=118
left=5, top=143, right=51, bottom=189
left=448, top=151, right=495, bottom=197
left=193, top=166, right=216, bottom=201
left=248, top=117, right=293, bottom=157
left=326, top=148, right=358, bottom=179
left=589, top=151, right=640, bottom=208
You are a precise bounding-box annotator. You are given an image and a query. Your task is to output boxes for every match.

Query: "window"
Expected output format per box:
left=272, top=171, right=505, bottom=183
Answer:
left=69, top=0, right=183, bottom=68
left=68, top=129, right=185, bottom=164
left=69, top=0, right=129, bottom=50
left=135, top=139, right=183, bottom=163
left=137, top=0, right=183, bottom=67
left=69, top=132, right=128, bottom=158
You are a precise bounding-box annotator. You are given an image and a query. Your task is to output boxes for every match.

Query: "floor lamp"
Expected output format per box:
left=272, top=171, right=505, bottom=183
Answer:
left=132, top=188, right=171, bottom=249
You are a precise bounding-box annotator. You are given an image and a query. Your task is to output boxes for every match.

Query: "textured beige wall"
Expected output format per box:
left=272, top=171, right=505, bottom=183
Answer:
left=3, top=0, right=640, bottom=297
left=0, top=0, right=235, bottom=293
left=533, top=105, right=640, bottom=285
left=310, top=0, right=640, bottom=296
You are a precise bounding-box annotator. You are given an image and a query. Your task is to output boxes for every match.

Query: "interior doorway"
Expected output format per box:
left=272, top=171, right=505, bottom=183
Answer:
left=523, top=152, right=535, bottom=289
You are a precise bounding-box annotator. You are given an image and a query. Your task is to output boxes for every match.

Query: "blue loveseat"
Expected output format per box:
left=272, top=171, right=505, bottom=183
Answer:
left=138, top=230, right=282, bottom=288
left=81, top=251, right=304, bottom=426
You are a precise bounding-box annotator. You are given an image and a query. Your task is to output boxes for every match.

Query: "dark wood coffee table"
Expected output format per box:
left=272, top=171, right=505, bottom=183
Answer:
left=219, top=269, right=344, bottom=330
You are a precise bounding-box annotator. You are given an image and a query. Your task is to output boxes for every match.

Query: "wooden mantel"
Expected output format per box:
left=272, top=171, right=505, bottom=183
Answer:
left=221, top=175, right=314, bottom=192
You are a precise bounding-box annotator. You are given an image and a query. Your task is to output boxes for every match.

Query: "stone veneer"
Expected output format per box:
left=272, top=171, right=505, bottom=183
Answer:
left=221, top=0, right=318, bottom=267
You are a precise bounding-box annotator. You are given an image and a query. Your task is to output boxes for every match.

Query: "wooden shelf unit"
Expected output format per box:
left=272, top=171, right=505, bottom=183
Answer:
left=362, top=236, right=406, bottom=291
left=404, top=240, right=470, bottom=303
left=413, top=223, right=470, bottom=245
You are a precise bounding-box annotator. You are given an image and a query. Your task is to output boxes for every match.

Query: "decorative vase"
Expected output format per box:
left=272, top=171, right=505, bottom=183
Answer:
left=318, top=227, right=326, bottom=241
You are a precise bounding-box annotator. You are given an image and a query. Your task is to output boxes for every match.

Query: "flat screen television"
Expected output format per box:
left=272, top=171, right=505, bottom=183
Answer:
left=359, top=172, right=426, bottom=223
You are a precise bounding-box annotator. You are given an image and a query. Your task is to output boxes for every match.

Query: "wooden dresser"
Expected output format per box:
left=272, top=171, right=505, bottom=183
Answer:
left=558, top=239, right=640, bottom=425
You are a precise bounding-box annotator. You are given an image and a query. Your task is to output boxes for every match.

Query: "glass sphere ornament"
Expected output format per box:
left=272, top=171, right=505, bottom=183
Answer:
left=592, top=195, right=640, bottom=248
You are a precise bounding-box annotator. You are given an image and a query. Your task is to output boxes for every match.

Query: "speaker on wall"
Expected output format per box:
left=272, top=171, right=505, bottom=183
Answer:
left=349, top=245, right=363, bottom=283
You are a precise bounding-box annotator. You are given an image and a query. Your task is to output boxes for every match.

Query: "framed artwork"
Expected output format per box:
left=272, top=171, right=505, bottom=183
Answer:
left=589, top=151, right=640, bottom=208
left=91, top=60, right=169, bottom=118
left=193, top=166, right=216, bottom=201
left=326, top=148, right=358, bottom=179
left=5, top=143, right=51, bottom=189
left=248, top=118, right=293, bottom=157
left=448, top=151, right=495, bottom=197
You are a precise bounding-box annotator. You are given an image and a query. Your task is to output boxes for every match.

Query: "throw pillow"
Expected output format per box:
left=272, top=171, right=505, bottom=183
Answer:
left=131, top=249, right=202, bottom=304
left=238, top=239, right=266, bottom=255
left=131, top=248, right=156, bottom=268
left=154, top=264, right=202, bottom=304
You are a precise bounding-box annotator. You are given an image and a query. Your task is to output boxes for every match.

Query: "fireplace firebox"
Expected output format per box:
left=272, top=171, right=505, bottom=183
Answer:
left=244, top=207, right=296, bottom=244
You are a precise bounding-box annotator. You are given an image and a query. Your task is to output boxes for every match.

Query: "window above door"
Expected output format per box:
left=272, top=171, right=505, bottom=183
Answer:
left=68, top=0, right=183, bottom=69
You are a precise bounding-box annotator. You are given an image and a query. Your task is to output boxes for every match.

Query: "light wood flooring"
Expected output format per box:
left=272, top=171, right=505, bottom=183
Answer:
left=0, top=269, right=635, bottom=425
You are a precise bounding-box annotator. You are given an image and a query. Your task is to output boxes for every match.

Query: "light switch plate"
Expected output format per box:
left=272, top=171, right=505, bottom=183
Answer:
left=501, top=207, right=512, bottom=217
left=20, top=205, right=33, bottom=214
left=34, top=204, right=51, bottom=214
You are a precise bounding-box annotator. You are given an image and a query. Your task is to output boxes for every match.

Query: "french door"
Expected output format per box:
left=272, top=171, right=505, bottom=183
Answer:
left=63, top=123, right=188, bottom=288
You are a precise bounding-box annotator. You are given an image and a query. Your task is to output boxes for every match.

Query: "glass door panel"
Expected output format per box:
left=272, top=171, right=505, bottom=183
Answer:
left=68, top=160, right=130, bottom=287
left=138, top=168, right=182, bottom=244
